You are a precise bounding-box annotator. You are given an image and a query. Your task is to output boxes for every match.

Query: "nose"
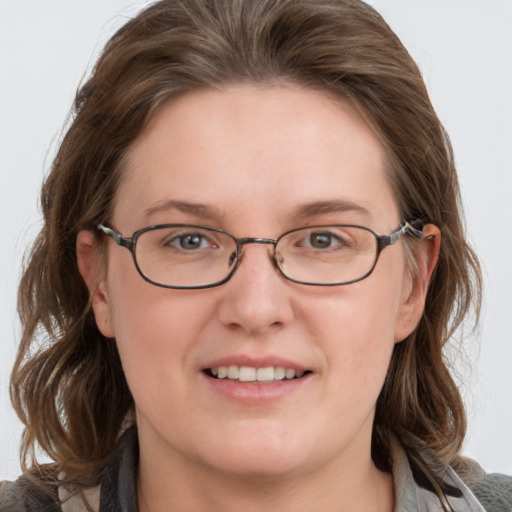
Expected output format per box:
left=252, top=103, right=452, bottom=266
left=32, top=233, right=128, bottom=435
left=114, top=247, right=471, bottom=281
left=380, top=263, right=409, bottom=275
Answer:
left=217, top=243, right=295, bottom=335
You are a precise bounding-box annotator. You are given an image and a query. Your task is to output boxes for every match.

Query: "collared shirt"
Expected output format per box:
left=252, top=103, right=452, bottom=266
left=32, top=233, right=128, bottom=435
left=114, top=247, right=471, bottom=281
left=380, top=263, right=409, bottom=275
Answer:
left=389, top=436, right=487, bottom=512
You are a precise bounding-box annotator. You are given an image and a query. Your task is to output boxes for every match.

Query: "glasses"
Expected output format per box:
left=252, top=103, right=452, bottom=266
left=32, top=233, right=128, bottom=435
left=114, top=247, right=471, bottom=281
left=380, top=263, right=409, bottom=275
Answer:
left=97, top=221, right=423, bottom=289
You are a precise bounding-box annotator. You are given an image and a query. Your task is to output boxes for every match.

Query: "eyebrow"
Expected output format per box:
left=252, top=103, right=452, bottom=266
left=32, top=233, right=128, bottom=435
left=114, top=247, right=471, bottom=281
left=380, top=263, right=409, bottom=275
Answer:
left=143, top=200, right=224, bottom=221
left=142, top=198, right=371, bottom=224
left=292, top=199, right=372, bottom=221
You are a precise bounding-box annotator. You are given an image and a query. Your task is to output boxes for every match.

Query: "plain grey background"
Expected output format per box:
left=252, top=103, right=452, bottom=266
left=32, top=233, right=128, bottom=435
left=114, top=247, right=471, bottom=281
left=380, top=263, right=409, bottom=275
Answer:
left=1, top=1, right=511, bottom=480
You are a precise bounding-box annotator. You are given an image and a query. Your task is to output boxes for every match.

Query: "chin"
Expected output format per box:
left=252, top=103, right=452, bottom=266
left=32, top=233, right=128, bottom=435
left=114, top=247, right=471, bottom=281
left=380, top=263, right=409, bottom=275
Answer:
left=191, top=425, right=321, bottom=479
left=206, top=450, right=309, bottom=480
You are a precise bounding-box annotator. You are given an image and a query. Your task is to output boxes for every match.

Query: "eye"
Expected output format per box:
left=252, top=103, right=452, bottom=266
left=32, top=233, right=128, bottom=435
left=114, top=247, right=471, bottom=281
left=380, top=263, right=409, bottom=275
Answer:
left=166, top=232, right=214, bottom=251
left=308, top=232, right=335, bottom=249
left=301, top=230, right=351, bottom=250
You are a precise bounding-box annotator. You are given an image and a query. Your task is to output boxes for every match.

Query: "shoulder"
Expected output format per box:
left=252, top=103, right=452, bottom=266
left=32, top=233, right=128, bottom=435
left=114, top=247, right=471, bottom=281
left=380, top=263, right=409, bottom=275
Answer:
left=392, top=436, right=512, bottom=512
left=471, top=472, right=512, bottom=512
left=0, top=427, right=137, bottom=512
left=0, top=476, right=60, bottom=512
left=0, top=480, right=25, bottom=512
left=457, top=457, right=512, bottom=512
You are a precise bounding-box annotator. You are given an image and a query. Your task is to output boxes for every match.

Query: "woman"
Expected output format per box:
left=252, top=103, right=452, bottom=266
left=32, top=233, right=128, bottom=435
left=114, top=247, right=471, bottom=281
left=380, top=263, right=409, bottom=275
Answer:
left=1, top=0, right=511, bottom=511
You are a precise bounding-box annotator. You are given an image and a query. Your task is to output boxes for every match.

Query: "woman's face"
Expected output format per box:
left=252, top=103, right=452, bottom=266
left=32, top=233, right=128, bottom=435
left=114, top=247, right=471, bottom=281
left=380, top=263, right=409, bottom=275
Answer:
left=86, top=85, right=429, bottom=479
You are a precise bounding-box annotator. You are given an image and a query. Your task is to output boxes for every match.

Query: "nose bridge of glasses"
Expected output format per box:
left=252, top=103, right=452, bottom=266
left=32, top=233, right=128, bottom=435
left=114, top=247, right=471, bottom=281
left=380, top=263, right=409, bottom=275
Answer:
left=235, top=237, right=279, bottom=267
left=238, top=237, right=277, bottom=247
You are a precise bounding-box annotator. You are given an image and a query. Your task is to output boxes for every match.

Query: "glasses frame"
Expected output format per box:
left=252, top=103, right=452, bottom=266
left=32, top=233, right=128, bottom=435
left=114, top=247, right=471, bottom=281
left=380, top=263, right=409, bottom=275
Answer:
left=97, top=221, right=424, bottom=289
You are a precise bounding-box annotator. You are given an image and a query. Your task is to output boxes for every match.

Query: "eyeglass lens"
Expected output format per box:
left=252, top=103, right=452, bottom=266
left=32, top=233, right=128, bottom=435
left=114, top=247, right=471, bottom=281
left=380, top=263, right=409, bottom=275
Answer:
left=133, top=225, right=380, bottom=288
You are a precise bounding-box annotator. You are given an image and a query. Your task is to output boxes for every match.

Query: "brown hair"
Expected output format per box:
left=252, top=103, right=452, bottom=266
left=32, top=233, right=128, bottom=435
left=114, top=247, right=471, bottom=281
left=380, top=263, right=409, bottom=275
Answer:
left=11, top=0, right=481, bottom=489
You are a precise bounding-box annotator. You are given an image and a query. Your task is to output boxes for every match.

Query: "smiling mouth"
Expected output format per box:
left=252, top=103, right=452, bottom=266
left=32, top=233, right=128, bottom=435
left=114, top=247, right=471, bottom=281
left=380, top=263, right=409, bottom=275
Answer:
left=204, top=366, right=312, bottom=383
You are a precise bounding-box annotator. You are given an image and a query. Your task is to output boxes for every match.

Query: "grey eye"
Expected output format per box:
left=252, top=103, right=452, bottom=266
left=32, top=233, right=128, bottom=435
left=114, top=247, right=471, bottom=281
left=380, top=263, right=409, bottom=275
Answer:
left=180, top=234, right=203, bottom=250
left=166, top=233, right=208, bottom=250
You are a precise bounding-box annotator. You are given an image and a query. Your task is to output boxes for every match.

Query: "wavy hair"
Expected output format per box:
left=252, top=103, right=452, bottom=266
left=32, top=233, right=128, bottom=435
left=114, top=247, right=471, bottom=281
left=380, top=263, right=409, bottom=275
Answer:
left=11, top=0, right=481, bottom=489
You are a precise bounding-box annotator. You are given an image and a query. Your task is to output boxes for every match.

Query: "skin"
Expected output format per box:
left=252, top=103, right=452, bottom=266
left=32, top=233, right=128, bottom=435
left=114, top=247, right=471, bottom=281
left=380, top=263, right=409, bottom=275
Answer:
left=77, top=85, right=439, bottom=512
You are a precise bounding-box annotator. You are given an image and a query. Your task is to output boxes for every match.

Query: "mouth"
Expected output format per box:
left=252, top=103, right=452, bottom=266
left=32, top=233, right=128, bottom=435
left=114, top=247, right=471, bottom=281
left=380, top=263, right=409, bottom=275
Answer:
left=204, top=365, right=312, bottom=383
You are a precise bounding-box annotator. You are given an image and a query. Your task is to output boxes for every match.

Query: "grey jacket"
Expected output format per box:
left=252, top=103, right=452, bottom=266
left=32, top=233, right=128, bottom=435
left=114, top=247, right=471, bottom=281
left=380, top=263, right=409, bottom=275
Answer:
left=1, top=428, right=511, bottom=512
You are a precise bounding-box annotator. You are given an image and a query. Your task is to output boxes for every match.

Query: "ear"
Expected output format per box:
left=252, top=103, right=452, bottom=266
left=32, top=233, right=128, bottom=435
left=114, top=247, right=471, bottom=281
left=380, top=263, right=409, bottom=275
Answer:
left=394, top=224, right=441, bottom=343
left=76, top=230, right=115, bottom=338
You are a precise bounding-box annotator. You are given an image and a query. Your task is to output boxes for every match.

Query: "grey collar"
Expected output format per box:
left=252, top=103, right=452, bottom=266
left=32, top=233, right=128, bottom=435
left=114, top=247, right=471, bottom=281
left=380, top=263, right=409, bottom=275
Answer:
left=390, top=436, right=486, bottom=512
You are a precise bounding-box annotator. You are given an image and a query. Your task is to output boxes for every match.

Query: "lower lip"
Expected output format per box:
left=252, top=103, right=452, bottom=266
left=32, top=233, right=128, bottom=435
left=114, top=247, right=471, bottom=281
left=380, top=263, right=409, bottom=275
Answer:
left=202, top=372, right=311, bottom=404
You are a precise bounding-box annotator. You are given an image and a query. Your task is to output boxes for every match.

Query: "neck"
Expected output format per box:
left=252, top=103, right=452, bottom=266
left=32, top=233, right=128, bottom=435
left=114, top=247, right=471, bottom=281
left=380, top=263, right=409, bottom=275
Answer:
left=136, top=435, right=394, bottom=512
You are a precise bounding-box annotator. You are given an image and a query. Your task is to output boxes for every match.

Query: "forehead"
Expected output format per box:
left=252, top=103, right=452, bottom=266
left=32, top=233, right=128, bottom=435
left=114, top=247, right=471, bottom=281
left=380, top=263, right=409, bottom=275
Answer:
left=114, top=85, right=398, bottom=232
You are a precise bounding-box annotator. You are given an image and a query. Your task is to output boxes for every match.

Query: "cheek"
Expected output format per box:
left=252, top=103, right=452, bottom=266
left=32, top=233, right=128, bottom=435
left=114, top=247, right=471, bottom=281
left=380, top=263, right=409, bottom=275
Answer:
left=317, top=297, right=395, bottom=379
left=106, top=247, right=205, bottom=340
left=104, top=254, right=214, bottom=398
left=306, top=259, right=406, bottom=391
left=110, top=287, right=207, bottom=363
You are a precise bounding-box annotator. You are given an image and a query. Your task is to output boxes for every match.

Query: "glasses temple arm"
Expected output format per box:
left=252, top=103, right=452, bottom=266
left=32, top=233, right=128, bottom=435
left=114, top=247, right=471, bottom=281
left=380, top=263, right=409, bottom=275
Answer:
left=97, top=224, right=134, bottom=250
left=379, top=221, right=425, bottom=247
left=402, top=220, right=424, bottom=238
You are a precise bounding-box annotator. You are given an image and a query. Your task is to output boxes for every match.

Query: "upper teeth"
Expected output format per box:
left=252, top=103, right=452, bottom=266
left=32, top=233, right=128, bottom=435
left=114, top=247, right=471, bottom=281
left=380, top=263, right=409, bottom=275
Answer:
left=211, top=366, right=304, bottom=382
